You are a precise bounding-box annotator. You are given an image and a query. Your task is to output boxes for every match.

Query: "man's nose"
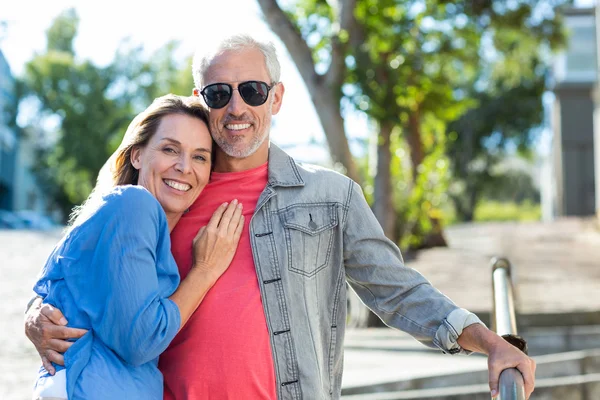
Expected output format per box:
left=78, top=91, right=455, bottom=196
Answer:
left=226, top=89, right=245, bottom=115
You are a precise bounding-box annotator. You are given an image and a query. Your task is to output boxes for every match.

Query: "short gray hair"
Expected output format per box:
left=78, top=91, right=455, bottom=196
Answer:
left=192, top=34, right=281, bottom=88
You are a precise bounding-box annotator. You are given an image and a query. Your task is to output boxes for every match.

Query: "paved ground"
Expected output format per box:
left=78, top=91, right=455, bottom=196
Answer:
left=2, top=218, right=600, bottom=398
left=1, top=229, right=64, bottom=400
left=342, top=329, right=488, bottom=390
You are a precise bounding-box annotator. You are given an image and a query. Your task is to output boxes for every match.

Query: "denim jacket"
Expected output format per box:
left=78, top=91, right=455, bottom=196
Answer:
left=250, top=144, right=482, bottom=400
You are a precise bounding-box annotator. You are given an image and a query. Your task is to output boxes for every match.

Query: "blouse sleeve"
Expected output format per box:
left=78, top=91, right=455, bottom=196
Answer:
left=63, top=186, right=181, bottom=366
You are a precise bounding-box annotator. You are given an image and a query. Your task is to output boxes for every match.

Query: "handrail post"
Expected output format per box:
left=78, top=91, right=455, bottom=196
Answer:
left=491, top=257, right=518, bottom=336
left=490, top=257, right=526, bottom=400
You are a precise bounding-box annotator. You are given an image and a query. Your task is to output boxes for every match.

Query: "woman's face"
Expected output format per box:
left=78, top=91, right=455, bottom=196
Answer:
left=131, top=113, right=212, bottom=218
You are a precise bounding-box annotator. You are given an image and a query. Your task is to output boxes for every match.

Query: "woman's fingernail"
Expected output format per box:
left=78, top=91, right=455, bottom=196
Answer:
left=59, top=317, right=68, bottom=325
left=232, top=199, right=238, bottom=204
left=491, top=389, right=498, bottom=398
left=222, top=202, right=228, bottom=207
left=238, top=203, right=243, bottom=208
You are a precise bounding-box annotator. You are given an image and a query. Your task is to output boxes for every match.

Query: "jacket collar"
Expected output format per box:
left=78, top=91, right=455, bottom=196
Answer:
left=267, top=143, right=305, bottom=188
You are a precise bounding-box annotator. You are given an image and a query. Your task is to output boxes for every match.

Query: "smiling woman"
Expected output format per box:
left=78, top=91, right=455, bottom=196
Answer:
left=31, top=94, right=244, bottom=400
left=130, top=114, right=213, bottom=231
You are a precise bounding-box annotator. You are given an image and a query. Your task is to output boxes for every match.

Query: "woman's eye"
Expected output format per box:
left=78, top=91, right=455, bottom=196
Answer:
left=193, top=155, right=207, bottom=162
left=163, top=147, right=176, bottom=154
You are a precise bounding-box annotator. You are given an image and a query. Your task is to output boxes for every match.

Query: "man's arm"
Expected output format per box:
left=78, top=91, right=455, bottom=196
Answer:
left=342, top=180, right=479, bottom=349
left=24, top=299, right=88, bottom=375
left=341, top=180, right=535, bottom=398
left=457, top=323, right=536, bottom=399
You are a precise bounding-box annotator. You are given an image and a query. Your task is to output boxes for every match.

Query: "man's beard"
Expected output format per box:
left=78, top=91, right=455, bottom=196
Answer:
left=214, top=128, right=269, bottom=158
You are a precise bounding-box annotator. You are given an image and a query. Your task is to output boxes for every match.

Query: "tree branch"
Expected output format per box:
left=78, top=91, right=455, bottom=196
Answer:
left=256, top=0, right=319, bottom=87
left=325, top=0, right=357, bottom=88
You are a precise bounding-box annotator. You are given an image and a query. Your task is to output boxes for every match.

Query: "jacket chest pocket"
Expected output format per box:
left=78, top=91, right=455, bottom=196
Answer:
left=282, top=204, right=338, bottom=277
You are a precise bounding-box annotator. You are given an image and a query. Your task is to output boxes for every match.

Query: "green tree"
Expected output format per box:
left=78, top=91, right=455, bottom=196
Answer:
left=20, top=9, right=194, bottom=218
left=258, top=0, right=568, bottom=246
left=445, top=1, right=569, bottom=221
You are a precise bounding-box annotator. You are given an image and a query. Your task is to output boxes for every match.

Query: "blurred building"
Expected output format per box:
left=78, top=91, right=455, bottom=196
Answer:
left=0, top=49, right=56, bottom=216
left=0, top=49, right=18, bottom=210
left=547, top=5, right=599, bottom=219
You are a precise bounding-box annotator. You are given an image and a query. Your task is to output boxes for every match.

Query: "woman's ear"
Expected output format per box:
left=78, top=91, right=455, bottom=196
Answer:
left=130, top=147, right=142, bottom=170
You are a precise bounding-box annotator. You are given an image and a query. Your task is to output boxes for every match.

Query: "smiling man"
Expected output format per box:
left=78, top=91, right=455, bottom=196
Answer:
left=25, top=34, right=536, bottom=400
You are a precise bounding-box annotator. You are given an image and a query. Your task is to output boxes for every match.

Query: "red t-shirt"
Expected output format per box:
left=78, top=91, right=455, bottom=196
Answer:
left=159, top=162, right=277, bottom=400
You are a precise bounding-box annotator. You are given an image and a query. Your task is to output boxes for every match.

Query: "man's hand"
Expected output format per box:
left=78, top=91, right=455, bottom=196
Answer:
left=24, top=298, right=88, bottom=375
left=457, top=323, right=536, bottom=399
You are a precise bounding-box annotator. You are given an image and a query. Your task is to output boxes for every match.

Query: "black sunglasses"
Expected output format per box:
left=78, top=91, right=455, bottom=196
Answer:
left=196, top=81, right=275, bottom=109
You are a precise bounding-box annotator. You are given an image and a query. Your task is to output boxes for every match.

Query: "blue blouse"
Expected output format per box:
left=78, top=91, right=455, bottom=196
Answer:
left=34, top=185, right=181, bottom=399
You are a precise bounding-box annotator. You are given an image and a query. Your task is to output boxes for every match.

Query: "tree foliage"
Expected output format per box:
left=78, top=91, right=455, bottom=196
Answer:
left=19, top=9, right=194, bottom=218
left=445, top=0, right=570, bottom=220
left=260, top=0, right=570, bottom=247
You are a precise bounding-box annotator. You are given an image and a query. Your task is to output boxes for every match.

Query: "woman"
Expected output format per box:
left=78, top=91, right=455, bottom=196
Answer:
left=32, top=94, right=242, bottom=400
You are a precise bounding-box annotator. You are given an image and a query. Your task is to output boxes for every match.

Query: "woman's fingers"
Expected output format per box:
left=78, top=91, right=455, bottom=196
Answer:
left=217, top=199, right=239, bottom=231
left=191, top=200, right=244, bottom=276
left=234, top=215, right=244, bottom=241
left=227, top=202, right=244, bottom=236
left=206, top=202, right=228, bottom=229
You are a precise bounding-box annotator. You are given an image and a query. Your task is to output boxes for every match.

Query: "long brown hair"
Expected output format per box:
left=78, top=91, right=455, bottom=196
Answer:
left=69, top=94, right=209, bottom=228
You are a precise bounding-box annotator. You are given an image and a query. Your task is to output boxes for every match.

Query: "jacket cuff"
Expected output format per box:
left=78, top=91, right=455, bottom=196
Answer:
left=433, top=308, right=484, bottom=355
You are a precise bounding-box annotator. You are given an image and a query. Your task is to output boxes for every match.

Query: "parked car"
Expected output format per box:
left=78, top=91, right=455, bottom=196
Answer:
left=0, top=210, right=27, bottom=229
left=14, top=210, right=59, bottom=231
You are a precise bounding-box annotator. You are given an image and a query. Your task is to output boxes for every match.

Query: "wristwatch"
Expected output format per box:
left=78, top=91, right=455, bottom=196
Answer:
left=502, top=334, right=528, bottom=355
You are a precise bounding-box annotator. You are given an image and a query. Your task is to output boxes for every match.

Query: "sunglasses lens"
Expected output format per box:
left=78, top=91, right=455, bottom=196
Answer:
left=202, top=84, right=231, bottom=109
left=239, top=81, right=270, bottom=106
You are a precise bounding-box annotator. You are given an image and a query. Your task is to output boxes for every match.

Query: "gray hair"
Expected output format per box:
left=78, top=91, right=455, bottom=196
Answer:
left=192, top=34, right=281, bottom=88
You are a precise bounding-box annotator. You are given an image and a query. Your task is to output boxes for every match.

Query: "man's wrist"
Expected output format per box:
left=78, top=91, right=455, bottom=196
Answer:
left=457, top=323, right=502, bottom=355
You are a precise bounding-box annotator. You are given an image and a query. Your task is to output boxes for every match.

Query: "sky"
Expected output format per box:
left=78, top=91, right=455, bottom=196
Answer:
left=1, top=0, right=597, bottom=163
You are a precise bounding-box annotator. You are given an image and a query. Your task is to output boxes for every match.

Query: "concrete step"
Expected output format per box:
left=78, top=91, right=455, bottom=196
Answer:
left=522, top=325, right=600, bottom=355
left=342, top=328, right=600, bottom=394
left=342, top=348, right=600, bottom=395
left=344, top=326, right=600, bottom=356
left=341, top=373, right=600, bottom=400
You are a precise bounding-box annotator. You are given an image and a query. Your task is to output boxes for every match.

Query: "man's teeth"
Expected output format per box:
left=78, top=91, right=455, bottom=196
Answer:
left=225, top=123, right=251, bottom=131
left=164, top=180, right=191, bottom=191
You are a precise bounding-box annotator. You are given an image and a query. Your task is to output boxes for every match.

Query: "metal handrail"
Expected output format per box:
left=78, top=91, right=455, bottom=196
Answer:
left=490, top=257, right=526, bottom=400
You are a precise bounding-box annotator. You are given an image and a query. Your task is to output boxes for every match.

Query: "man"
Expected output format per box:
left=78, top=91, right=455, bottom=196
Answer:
left=25, top=34, right=535, bottom=399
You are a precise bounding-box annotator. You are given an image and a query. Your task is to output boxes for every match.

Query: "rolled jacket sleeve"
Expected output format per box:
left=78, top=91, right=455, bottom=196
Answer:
left=434, top=308, right=485, bottom=354
left=343, top=181, right=480, bottom=353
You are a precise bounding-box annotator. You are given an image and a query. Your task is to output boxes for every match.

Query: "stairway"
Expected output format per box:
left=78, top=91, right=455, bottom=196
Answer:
left=341, top=328, right=600, bottom=400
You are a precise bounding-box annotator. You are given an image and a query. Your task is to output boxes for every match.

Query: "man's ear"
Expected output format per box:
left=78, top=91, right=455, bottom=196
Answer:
left=130, top=147, right=142, bottom=169
left=270, top=82, right=285, bottom=116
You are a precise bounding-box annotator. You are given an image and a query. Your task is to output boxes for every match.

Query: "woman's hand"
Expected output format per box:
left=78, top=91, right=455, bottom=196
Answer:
left=191, top=199, right=244, bottom=284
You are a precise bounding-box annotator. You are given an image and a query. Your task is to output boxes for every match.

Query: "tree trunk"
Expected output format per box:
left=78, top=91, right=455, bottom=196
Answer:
left=450, top=125, right=477, bottom=222
left=406, top=108, right=447, bottom=248
left=311, top=86, right=360, bottom=182
left=373, top=121, right=396, bottom=241
left=406, top=111, right=424, bottom=178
